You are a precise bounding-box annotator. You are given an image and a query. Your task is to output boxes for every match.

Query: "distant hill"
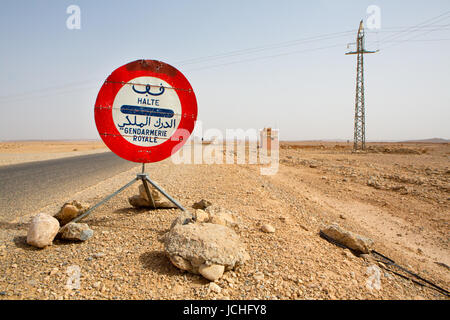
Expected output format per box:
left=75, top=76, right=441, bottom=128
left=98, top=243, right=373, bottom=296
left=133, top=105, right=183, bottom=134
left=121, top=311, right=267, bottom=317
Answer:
left=400, top=138, right=450, bottom=143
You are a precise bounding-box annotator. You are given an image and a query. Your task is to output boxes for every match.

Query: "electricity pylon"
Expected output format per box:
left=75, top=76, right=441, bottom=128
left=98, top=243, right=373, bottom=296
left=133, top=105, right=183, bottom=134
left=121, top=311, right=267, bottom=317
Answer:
left=346, top=20, right=377, bottom=151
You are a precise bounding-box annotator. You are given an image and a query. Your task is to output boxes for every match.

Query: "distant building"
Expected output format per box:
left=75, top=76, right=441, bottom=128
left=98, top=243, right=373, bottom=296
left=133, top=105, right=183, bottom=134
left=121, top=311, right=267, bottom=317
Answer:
left=259, top=127, right=278, bottom=155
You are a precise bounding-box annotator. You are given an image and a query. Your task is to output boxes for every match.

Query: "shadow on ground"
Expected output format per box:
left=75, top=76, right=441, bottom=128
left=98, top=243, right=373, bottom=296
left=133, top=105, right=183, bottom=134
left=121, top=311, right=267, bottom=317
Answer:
left=138, top=251, right=210, bottom=286
left=139, top=250, right=183, bottom=276
left=12, top=235, right=40, bottom=251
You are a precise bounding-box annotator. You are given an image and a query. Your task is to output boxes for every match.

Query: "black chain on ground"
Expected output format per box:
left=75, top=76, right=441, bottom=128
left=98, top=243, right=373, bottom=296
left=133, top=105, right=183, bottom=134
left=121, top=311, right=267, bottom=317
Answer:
left=319, top=231, right=449, bottom=297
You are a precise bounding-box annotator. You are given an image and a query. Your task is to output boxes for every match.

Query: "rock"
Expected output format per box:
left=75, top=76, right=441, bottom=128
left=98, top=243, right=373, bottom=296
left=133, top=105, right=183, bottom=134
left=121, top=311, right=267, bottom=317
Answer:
left=128, top=194, right=177, bottom=209
left=153, top=199, right=178, bottom=209
left=342, top=249, right=354, bottom=259
left=27, top=213, right=60, bottom=248
left=261, top=224, right=275, bottom=233
left=253, top=271, right=264, bottom=281
left=199, top=264, right=225, bottom=282
left=320, top=224, right=374, bottom=254
left=205, top=206, right=239, bottom=228
left=128, top=195, right=151, bottom=208
left=128, top=183, right=179, bottom=209
left=49, top=267, right=58, bottom=276
left=209, top=282, right=222, bottom=294
left=138, top=184, right=161, bottom=202
left=194, top=209, right=210, bottom=223
left=367, top=177, right=383, bottom=190
left=93, top=252, right=105, bottom=259
left=59, top=222, right=93, bottom=241
left=192, top=199, right=212, bottom=210
left=170, top=211, right=195, bottom=229
left=54, top=200, right=88, bottom=226
left=169, top=255, right=192, bottom=271
left=209, top=211, right=236, bottom=228
left=164, top=222, right=249, bottom=276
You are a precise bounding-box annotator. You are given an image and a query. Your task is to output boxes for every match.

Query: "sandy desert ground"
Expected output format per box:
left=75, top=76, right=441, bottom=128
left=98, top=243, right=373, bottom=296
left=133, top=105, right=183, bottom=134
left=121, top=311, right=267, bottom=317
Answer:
left=0, top=141, right=108, bottom=166
left=0, top=140, right=448, bottom=300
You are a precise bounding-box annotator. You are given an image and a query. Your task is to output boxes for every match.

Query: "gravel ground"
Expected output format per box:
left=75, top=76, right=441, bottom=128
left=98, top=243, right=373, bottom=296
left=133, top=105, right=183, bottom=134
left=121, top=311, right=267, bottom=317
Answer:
left=0, top=143, right=448, bottom=300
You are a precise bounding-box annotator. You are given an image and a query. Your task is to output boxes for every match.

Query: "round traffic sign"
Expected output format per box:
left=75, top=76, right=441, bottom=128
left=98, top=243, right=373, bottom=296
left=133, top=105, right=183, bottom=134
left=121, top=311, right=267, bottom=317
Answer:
left=95, top=60, right=198, bottom=163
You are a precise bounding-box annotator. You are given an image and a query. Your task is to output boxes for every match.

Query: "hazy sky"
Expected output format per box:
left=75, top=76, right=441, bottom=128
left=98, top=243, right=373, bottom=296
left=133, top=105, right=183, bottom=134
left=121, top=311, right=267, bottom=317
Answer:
left=0, top=0, right=449, bottom=141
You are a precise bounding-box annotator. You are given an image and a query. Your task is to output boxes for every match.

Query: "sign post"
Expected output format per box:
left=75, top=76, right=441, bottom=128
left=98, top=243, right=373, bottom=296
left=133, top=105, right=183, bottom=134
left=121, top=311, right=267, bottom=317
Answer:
left=67, top=59, right=197, bottom=225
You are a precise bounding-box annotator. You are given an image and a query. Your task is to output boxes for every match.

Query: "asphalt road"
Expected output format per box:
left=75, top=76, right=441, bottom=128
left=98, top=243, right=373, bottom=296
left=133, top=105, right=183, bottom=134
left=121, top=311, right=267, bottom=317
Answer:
left=0, top=152, right=139, bottom=222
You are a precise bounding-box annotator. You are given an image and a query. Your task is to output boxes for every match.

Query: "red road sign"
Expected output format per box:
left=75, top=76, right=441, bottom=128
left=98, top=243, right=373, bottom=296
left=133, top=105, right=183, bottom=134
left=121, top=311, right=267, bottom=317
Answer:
left=95, top=60, right=198, bottom=163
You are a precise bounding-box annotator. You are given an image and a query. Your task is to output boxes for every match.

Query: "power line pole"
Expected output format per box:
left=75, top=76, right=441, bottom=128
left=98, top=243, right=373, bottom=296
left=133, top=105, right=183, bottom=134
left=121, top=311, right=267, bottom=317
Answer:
left=346, top=20, right=377, bottom=151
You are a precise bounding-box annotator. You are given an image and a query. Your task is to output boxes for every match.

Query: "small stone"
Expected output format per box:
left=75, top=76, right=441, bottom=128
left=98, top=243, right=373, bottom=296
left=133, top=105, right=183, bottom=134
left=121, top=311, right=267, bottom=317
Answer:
left=208, top=282, right=222, bottom=294
left=261, top=224, right=275, bottom=233
left=192, top=199, right=212, bottom=210
left=49, top=267, right=58, bottom=276
left=55, top=205, right=79, bottom=225
left=59, top=222, right=93, bottom=241
left=0, top=291, right=6, bottom=296
left=93, top=252, right=105, bottom=259
left=253, top=271, right=264, bottom=281
left=342, top=249, right=354, bottom=259
left=205, top=206, right=238, bottom=228
left=27, top=213, right=60, bottom=248
left=194, top=209, right=210, bottom=223
left=54, top=200, right=88, bottom=226
left=199, top=263, right=225, bottom=281
left=11, top=264, right=17, bottom=268
left=170, top=211, right=195, bottom=229
left=360, top=254, right=372, bottom=262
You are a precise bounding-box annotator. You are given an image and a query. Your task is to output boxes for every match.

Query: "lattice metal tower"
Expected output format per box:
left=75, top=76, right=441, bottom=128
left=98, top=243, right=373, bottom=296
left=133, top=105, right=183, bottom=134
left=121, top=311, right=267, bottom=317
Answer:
left=346, top=20, right=377, bottom=151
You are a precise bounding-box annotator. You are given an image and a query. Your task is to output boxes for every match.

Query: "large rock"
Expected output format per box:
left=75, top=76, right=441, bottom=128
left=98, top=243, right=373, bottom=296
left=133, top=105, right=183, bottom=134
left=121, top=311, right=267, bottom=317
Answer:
left=164, top=222, right=250, bottom=277
left=54, top=200, right=89, bottom=225
left=321, top=224, right=374, bottom=254
left=27, top=213, right=60, bottom=248
left=59, top=222, right=93, bottom=241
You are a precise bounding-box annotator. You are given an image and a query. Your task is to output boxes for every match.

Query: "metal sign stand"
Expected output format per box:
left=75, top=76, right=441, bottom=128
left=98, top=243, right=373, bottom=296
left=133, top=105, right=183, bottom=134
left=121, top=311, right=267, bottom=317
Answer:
left=67, top=163, right=185, bottom=225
